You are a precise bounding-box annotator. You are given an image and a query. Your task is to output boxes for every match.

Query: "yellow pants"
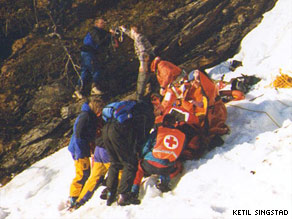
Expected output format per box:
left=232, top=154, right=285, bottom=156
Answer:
left=76, top=162, right=110, bottom=203
left=69, top=158, right=90, bottom=198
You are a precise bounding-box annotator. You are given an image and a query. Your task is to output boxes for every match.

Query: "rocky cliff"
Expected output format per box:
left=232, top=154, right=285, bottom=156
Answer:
left=0, top=0, right=277, bottom=185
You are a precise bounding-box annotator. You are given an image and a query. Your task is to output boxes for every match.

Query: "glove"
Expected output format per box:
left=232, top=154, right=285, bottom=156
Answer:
left=119, top=25, right=126, bottom=32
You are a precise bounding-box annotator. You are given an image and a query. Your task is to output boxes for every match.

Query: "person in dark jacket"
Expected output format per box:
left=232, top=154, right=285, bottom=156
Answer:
left=67, top=97, right=104, bottom=208
left=74, top=18, right=115, bottom=99
left=102, top=99, right=155, bottom=206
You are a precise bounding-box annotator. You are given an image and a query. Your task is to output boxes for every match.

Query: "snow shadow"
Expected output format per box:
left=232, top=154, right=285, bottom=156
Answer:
left=23, top=166, right=59, bottom=199
left=0, top=207, right=10, bottom=219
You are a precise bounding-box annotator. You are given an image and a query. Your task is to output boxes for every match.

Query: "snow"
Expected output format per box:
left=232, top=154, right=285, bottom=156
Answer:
left=1, top=0, right=292, bottom=218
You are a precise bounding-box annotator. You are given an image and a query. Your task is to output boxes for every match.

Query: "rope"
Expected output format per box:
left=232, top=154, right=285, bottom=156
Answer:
left=226, top=103, right=281, bottom=128
left=277, top=100, right=292, bottom=107
left=271, top=69, right=292, bottom=88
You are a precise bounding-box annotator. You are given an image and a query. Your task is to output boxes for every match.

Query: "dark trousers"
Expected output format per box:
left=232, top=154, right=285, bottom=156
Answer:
left=133, top=160, right=182, bottom=187
left=79, top=51, right=101, bottom=91
left=102, top=121, right=138, bottom=195
left=141, top=160, right=177, bottom=176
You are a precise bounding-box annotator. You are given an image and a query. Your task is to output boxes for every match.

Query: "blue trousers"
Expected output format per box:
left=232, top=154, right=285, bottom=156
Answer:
left=78, top=51, right=101, bottom=89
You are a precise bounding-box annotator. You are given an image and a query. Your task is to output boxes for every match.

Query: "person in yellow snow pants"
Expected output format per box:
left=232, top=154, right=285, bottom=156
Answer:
left=69, top=158, right=91, bottom=198
left=72, top=145, right=122, bottom=209
left=75, top=146, right=110, bottom=207
left=67, top=98, right=104, bottom=208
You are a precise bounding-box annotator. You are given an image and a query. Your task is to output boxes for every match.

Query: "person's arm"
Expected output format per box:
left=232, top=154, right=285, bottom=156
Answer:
left=73, top=112, right=90, bottom=156
left=141, top=131, right=157, bottom=157
left=119, top=26, right=134, bottom=40
left=75, top=112, right=89, bottom=139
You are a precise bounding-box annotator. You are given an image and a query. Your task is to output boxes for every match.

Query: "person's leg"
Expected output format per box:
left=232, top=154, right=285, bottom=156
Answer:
left=78, top=51, right=93, bottom=94
left=118, top=157, right=138, bottom=194
left=117, top=158, right=140, bottom=206
left=140, top=160, right=180, bottom=193
left=102, top=123, right=122, bottom=205
left=169, top=161, right=183, bottom=179
left=91, top=58, right=103, bottom=95
left=69, top=157, right=90, bottom=202
left=76, top=161, right=109, bottom=206
left=107, top=122, right=140, bottom=205
left=131, top=160, right=147, bottom=196
left=136, top=60, right=150, bottom=101
left=109, top=122, right=137, bottom=195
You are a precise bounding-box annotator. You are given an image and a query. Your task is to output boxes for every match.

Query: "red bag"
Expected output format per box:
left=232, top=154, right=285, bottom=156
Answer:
left=152, top=126, right=186, bottom=162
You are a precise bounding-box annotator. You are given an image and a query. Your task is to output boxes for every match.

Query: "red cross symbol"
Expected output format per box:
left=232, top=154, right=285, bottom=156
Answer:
left=163, top=135, right=178, bottom=149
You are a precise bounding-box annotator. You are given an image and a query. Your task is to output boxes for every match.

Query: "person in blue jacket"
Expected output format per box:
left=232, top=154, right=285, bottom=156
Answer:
left=67, top=96, right=104, bottom=208
left=73, top=18, right=116, bottom=99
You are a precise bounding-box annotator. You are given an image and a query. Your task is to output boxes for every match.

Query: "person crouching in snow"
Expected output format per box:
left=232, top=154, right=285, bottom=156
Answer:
left=70, top=142, right=123, bottom=210
left=131, top=114, right=185, bottom=201
left=71, top=144, right=109, bottom=210
left=67, top=96, right=105, bottom=209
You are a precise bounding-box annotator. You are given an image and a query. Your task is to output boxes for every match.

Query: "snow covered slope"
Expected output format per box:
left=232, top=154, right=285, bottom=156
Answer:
left=1, top=0, right=291, bottom=218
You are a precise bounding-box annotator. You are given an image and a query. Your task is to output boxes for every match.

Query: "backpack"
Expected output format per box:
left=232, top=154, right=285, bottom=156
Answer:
left=231, top=75, right=261, bottom=94
left=83, top=32, right=98, bottom=50
left=102, top=101, right=136, bottom=123
left=152, top=126, right=186, bottom=162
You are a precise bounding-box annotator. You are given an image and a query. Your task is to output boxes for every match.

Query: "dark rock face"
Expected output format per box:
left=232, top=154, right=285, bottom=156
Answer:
left=0, top=0, right=277, bottom=185
left=145, top=0, right=277, bottom=71
left=0, top=82, right=73, bottom=184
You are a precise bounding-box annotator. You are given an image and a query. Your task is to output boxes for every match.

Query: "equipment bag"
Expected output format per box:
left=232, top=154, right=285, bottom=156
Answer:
left=152, top=126, right=186, bottom=162
left=102, top=101, right=136, bottom=123
left=231, top=75, right=261, bottom=94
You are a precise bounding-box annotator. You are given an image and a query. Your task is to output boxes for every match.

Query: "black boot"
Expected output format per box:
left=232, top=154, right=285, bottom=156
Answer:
left=106, top=191, right=117, bottom=206
left=156, top=176, right=171, bottom=193
left=117, top=193, right=141, bottom=206
left=100, top=187, right=108, bottom=200
left=208, top=135, right=224, bottom=150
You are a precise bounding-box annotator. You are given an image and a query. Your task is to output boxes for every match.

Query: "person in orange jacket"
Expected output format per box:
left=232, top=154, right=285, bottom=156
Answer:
left=152, top=69, right=229, bottom=159
left=184, top=70, right=229, bottom=136
left=150, top=56, right=185, bottom=96
left=153, top=70, right=204, bottom=126
left=158, top=69, right=228, bottom=133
